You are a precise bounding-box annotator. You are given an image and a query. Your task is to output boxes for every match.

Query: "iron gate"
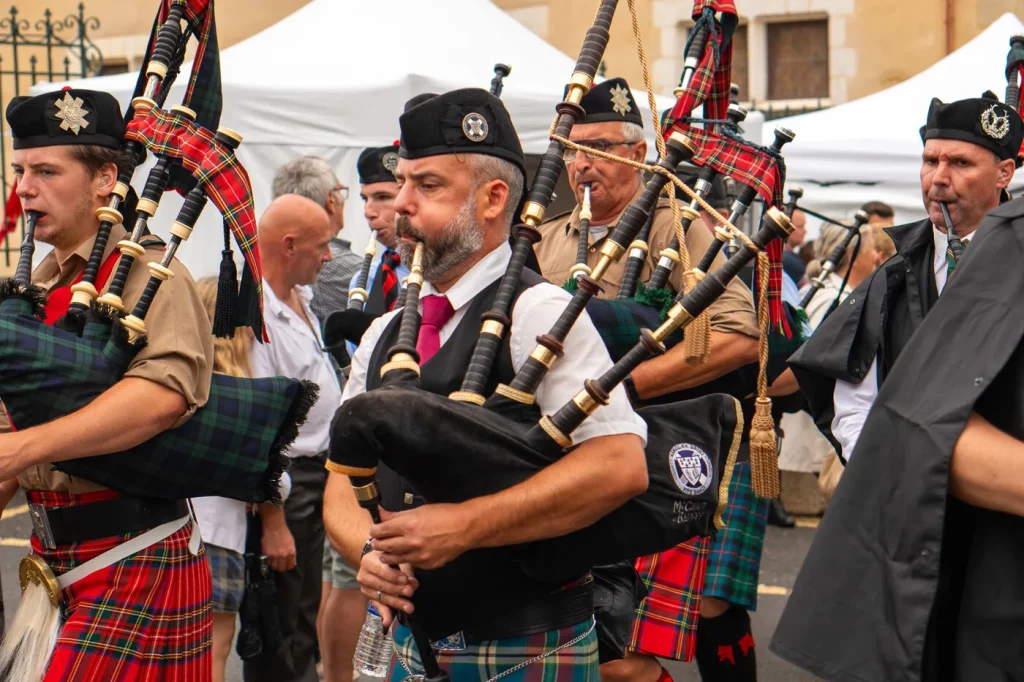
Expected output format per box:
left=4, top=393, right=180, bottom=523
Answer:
left=0, top=3, right=103, bottom=268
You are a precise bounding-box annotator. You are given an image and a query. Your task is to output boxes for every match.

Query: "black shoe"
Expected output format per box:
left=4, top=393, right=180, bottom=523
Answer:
left=767, top=498, right=796, bottom=527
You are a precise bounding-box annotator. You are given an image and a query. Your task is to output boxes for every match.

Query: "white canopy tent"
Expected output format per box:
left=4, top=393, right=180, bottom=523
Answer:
left=766, top=12, right=1024, bottom=235
left=36, top=0, right=672, bottom=277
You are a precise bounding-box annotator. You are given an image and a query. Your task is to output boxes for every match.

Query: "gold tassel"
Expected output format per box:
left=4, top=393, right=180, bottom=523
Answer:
left=665, top=187, right=711, bottom=365
left=749, top=253, right=779, bottom=499
left=683, top=269, right=711, bottom=365
left=749, top=397, right=780, bottom=498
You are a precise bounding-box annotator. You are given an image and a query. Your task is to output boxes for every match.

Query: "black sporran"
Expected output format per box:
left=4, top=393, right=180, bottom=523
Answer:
left=236, top=510, right=282, bottom=660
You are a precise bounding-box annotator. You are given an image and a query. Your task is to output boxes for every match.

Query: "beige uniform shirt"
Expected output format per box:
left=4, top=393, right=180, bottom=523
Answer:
left=535, top=188, right=759, bottom=338
left=6, top=222, right=214, bottom=493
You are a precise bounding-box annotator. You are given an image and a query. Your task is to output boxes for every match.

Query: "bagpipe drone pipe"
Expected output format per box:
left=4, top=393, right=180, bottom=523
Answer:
left=0, top=0, right=315, bottom=504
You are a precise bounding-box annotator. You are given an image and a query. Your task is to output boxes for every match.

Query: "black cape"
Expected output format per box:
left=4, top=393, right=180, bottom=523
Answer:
left=770, top=198, right=1024, bottom=681
left=788, top=218, right=938, bottom=455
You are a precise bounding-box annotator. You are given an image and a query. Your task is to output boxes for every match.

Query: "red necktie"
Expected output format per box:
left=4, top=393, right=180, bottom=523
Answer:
left=416, top=294, right=455, bottom=364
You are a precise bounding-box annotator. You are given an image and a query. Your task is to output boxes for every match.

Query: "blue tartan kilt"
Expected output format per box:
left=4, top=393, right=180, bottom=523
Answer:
left=703, top=459, right=769, bottom=611
left=388, top=619, right=599, bottom=682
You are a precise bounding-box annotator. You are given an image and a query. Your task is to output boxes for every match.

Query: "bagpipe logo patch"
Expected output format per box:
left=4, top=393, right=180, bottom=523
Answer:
left=669, top=443, right=713, bottom=496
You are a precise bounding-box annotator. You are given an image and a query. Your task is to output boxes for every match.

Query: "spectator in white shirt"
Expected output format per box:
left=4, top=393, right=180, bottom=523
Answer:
left=242, top=195, right=344, bottom=682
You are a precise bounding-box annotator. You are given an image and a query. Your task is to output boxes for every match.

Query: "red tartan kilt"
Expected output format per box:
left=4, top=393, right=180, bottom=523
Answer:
left=25, top=489, right=213, bottom=682
left=629, top=537, right=711, bottom=662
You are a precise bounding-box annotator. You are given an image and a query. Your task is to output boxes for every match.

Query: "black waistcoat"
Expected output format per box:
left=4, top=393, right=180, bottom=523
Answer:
left=362, top=268, right=574, bottom=639
left=366, top=268, right=545, bottom=512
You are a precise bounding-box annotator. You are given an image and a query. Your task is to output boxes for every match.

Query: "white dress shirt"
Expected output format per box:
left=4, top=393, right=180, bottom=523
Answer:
left=832, top=225, right=968, bottom=461
left=343, top=241, right=648, bottom=445
left=251, top=283, right=344, bottom=457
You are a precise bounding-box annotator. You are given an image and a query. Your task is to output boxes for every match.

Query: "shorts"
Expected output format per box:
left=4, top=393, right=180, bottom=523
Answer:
left=205, top=543, right=245, bottom=614
left=322, top=538, right=359, bottom=590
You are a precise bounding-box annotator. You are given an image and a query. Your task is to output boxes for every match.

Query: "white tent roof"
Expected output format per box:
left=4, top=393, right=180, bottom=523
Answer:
left=766, top=12, right=1024, bottom=232
left=37, top=0, right=672, bottom=277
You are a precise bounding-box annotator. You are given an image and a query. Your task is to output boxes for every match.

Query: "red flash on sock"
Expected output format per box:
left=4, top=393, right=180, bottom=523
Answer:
left=656, top=667, right=674, bottom=682
left=717, top=645, right=736, bottom=665
left=738, top=633, right=756, bottom=655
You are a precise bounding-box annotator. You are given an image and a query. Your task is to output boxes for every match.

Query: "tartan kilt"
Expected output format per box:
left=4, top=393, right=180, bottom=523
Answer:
left=629, top=536, right=711, bottom=662
left=388, top=619, right=599, bottom=682
left=703, top=460, right=769, bottom=610
left=24, top=489, right=213, bottom=682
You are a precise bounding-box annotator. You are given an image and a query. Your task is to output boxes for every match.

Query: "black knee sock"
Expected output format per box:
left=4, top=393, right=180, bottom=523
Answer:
left=695, top=606, right=757, bottom=682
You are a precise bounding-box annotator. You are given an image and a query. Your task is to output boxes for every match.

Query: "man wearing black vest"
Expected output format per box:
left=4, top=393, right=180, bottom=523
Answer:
left=323, top=88, right=648, bottom=682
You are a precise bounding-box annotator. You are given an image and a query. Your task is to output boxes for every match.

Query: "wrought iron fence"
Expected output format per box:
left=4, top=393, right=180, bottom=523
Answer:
left=0, top=3, right=103, bottom=267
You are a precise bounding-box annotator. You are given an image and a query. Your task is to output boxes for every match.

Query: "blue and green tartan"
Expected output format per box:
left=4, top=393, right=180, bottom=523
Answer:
left=703, top=460, right=769, bottom=610
left=388, top=620, right=599, bottom=682
left=0, top=298, right=311, bottom=503
left=584, top=296, right=682, bottom=363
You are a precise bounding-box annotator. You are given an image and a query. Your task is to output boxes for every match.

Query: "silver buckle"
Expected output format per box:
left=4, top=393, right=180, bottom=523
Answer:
left=27, top=503, right=56, bottom=550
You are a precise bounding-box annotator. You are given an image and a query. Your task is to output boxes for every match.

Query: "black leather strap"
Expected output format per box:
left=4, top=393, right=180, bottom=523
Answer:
left=41, top=497, right=189, bottom=546
left=461, top=581, right=594, bottom=643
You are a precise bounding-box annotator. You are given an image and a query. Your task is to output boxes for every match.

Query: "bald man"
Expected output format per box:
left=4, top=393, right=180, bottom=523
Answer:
left=244, top=194, right=345, bottom=682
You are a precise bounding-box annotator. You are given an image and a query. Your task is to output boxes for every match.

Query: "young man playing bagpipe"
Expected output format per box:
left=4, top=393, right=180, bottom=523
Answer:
left=0, top=88, right=216, bottom=680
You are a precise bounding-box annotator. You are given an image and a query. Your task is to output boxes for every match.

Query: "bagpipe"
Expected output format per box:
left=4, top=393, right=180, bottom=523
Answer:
left=327, top=0, right=794, bottom=636
left=798, top=205, right=871, bottom=309
left=0, top=0, right=316, bottom=504
left=570, top=0, right=804, bottom=494
left=1006, top=34, right=1024, bottom=160
left=347, top=230, right=378, bottom=311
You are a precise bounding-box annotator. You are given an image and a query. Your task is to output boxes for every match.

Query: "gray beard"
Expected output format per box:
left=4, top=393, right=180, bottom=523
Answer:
left=398, top=199, right=483, bottom=282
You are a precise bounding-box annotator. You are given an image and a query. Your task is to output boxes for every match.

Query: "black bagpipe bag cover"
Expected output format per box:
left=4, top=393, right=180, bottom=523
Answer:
left=329, top=384, right=742, bottom=616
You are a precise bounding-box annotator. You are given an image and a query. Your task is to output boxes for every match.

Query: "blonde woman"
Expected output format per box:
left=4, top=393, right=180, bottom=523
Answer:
left=800, top=223, right=877, bottom=329
left=193, top=277, right=255, bottom=682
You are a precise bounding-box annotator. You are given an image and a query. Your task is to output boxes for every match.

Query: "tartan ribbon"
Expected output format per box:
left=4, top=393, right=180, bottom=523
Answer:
left=668, top=123, right=790, bottom=335
left=128, top=0, right=222, bottom=195
left=381, top=249, right=402, bottom=312
left=669, top=0, right=737, bottom=123
left=125, top=107, right=266, bottom=341
left=664, top=0, right=788, bottom=335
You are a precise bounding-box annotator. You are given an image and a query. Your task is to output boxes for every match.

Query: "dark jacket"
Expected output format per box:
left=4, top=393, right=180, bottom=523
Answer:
left=770, top=199, right=1024, bottom=681
left=787, top=218, right=937, bottom=455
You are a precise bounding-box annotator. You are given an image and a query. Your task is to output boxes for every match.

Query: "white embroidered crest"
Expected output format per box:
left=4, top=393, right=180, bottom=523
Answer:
left=54, top=92, right=89, bottom=135
left=609, top=84, right=633, bottom=117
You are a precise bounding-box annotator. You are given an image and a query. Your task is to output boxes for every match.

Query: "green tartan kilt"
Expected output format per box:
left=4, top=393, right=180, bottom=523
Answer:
left=388, top=619, right=599, bottom=682
left=703, top=459, right=769, bottom=610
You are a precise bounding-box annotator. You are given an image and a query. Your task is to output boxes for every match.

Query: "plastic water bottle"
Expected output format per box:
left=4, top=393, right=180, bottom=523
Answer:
left=353, top=603, right=394, bottom=677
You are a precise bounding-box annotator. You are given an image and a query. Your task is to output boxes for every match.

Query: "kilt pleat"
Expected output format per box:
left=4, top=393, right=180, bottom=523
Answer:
left=388, top=619, right=599, bottom=682
left=630, top=537, right=710, bottom=662
left=25, top=490, right=213, bottom=681
left=703, top=460, right=769, bottom=610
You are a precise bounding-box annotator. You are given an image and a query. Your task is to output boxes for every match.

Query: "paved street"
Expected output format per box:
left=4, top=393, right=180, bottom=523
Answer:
left=0, top=491, right=821, bottom=681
